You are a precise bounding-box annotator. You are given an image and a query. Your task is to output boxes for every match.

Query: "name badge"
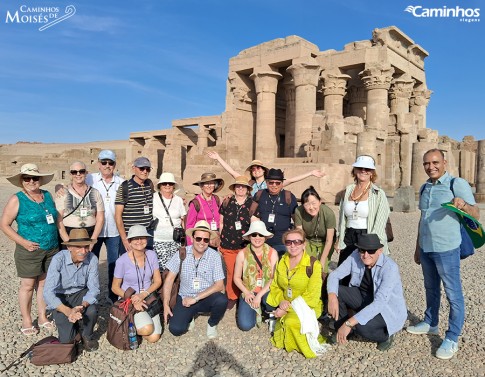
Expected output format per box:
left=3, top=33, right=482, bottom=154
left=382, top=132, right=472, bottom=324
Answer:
left=287, top=287, right=293, bottom=298
left=80, top=207, right=88, bottom=217
left=352, top=210, right=358, bottom=221
left=256, top=278, right=263, bottom=287
left=143, top=205, right=150, bottom=215
left=268, top=213, right=275, bottom=223
left=235, top=221, right=242, bottom=230
left=210, top=220, right=217, bottom=231
left=105, top=196, right=110, bottom=204
left=193, top=278, right=201, bottom=290
left=45, top=214, right=54, bottom=224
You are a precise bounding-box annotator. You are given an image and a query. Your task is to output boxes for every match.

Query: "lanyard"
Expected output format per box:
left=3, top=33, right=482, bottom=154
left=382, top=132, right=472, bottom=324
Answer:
left=100, top=179, right=115, bottom=196
left=249, top=245, right=264, bottom=277
left=235, top=196, right=248, bottom=218
left=24, top=190, right=50, bottom=215
left=133, top=253, right=147, bottom=292
left=198, top=194, right=215, bottom=222
left=193, top=254, right=203, bottom=277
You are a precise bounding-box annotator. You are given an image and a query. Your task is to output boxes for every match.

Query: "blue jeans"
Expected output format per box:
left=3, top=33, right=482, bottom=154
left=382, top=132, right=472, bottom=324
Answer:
left=91, top=236, right=121, bottom=302
left=420, top=247, right=464, bottom=342
left=237, top=291, right=275, bottom=331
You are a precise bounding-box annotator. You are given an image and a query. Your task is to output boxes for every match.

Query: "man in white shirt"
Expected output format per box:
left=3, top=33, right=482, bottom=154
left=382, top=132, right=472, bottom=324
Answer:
left=86, top=150, right=124, bottom=303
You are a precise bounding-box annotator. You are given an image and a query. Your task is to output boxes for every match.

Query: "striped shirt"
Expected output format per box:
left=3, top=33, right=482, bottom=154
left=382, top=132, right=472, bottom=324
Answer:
left=115, top=176, right=153, bottom=232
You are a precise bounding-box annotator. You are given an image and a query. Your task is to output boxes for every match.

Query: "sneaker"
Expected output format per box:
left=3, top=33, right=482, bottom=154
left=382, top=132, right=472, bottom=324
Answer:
left=207, top=324, right=218, bottom=339
left=406, top=322, right=439, bottom=335
left=188, top=318, right=195, bottom=332
left=82, top=336, right=99, bottom=352
left=268, top=319, right=276, bottom=334
left=377, top=334, right=395, bottom=352
left=436, top=338, right=458, bottom=360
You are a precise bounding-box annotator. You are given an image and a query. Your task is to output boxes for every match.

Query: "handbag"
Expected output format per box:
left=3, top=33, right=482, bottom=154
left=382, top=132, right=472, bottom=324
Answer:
left=107, top=298, right=141, bottom=350
left=459, top=224, right=475, bottom=259
left=161, top=246, right=187, bottom=309
left=147, top=217, right=159, bottom=231
left=385, top=217, right=394, bottom=243
left=30, top=336, right=77, bottom=366
left=145, top=291, right=163, bottom=317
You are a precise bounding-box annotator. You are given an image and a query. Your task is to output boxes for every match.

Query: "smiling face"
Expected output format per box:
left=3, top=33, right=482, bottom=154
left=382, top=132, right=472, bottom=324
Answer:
left=359, top=248, right=382, bottom=268
left=423, top=150, right=446, bottom=183
left=250, top=165, right=265, bottom=180
left=234, top=184, right=249, bottom=198
left=249, top=232, right=265, bottom=248
left=266, top=179, right=283, bottom=195
left=70, top=162, right=87, bottom=185
left=98, top=159, right=115, bottom=178
left=21, top=175, right=41, bottom=193
left=192, top=230, right=211, bottom=255
left=128, top=236, right=148, bottom=252
left=68, top=245, right=90, bottom=264
left=353, top=167, right=373, bottom=184
left=201, top=181, right=215, bottom=196
left=159, top=182, right=175, bottom=197
left=303, top=194, right=321, bottom=217
left=133, top=165, right=150, bottom=183
left=284, top=232, right=305, bottom=259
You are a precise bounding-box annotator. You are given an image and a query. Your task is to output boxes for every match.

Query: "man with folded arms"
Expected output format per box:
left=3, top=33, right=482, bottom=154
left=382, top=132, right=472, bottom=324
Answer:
left=327, top=233, right=407, bottom=351
left=43, top=229, right=100, bottom=351
left=163, top=220, right=227, bottom=339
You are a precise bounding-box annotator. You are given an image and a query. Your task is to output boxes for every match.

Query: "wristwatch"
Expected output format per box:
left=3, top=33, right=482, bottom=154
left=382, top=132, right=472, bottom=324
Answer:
left=345, top=320, right=354, bottom=328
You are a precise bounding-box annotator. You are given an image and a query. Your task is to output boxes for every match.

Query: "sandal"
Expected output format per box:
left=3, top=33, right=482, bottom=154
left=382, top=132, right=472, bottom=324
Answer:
left=39, top=321, right=56, bottom=330
left=21, top=326, right=39, bottom=336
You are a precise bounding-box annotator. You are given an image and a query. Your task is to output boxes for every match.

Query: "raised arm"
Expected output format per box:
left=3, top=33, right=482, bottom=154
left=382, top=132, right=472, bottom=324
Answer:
left=206, top=151, right=241, bottom=179
left=283, top=169, right=325, bottom=187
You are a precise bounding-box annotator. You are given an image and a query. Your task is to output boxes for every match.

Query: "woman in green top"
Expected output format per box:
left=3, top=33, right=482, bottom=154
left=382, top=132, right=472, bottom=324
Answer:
left=233, top=220, right=278, bottom=331
left=294, top=186, right=336, bottom=282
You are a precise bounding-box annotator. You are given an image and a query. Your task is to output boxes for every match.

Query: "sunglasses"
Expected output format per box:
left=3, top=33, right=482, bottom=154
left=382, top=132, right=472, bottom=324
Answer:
left=100, top=160, right=115, bottom=166
left=284, top=239, right=304, bottom=246
left=70, top=169, right=87, bottom=175
left=251, top=166, right=263, bottom=171
left=267, top=181, right=282, bottom=186
left=161, top=182, right=175, bottom=186
left=358, top=249, right=378, bottom=255
left=137, top=167, right=151, bottom=172
left=194, top=236, right=210, bottom=243
left=22, top=176, right=40, bottom=182
left=356, top=167, right=373, bottom=172
left=250, top=233, right=265, bottom=238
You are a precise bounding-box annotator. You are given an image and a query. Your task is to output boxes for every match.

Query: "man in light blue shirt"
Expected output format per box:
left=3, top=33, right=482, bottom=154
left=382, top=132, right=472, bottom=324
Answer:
left=408, top=148, right=480, bottom=360
left=327, top=233, right=407, bottom=351
left=44, top=229, right=100, bottom=351
left=86, top=149, right=124, bottom=303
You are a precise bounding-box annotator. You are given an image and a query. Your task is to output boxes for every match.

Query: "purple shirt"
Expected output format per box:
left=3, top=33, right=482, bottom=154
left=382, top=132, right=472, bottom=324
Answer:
left=114, top=249, right=158, bottom=293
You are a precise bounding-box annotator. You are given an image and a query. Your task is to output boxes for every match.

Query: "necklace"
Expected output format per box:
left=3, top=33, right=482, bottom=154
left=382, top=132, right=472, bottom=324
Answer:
left=350, top=181, right=371, bottom=202
left=71, top=184, right=87, bottom=198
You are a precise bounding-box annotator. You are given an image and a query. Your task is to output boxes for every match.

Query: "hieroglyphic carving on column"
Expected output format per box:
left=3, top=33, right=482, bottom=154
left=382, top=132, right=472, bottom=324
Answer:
left=410, top=88, right=432, bottom=129
left=347, top=85, right=367, bottom=120
left=359, top=64, right=394, bottom=91
left=283, top=76, right=296, bottom=157
left=228, top=72, right=253, bottom=105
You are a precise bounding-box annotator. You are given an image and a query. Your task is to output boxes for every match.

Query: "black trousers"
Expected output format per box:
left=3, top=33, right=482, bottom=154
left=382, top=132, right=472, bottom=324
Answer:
left=50, top=288, right=98, bottom=343
left=334, top=285, right=389, bottom=343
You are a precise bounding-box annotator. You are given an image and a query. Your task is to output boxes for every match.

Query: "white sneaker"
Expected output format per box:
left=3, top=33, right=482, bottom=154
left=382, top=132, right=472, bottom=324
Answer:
left=188, top=318, right=195, bottom=332
left=406, top=321, right=439, bottom=335
left=207, top=324, right=218, bottom=339
left=436, top=338, right=459, bottom=360
left=268, top=319, right=276, bottom=334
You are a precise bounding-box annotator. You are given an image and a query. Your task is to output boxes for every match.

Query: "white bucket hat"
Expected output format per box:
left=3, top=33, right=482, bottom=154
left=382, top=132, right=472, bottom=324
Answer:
left=352, top=155, right=376, bottom=170
left=7, top=163, right=54, bottom=188
left=127, top=225, right=153, bottom=239
left=242, top=220, right=273, bottom=240
left=157, top=172, right=179, bottom=190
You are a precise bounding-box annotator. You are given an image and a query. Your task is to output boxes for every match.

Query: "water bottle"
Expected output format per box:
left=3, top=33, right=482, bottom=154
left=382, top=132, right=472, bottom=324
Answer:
left=128, top=323, right=138, bottom=350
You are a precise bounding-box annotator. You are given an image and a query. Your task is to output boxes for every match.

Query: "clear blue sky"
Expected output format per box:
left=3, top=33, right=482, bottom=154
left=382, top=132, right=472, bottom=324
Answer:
left=1, top=0, right=483, bottom=144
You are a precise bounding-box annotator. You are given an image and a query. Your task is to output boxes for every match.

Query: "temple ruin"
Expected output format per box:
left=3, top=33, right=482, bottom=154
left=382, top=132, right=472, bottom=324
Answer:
left=1, top=26, right=484, bottom=203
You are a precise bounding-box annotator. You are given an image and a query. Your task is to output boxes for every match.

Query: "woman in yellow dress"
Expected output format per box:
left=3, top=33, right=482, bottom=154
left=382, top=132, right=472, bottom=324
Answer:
left=267, top=228, right=326, bottom=358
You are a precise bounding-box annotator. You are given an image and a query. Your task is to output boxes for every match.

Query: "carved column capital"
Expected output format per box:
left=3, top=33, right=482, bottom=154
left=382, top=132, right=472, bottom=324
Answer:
left=410, top=89, right=432, bottom=107
left=249, top=70, right=282, bottom=94
left=286, top=62, right=320, bottom=88
left=359, top=64, right=395, bottom=90
left=389, top=75, right=415, bottom=101
left=321, top=69, right=351, bottom=96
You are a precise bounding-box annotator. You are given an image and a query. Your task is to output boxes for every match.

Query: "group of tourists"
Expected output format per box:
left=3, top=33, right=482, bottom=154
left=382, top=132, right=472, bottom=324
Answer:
left=0, top=147, right=478, bottom=360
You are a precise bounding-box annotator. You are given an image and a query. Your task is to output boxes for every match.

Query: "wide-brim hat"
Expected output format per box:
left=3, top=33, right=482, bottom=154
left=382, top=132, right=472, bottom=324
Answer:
left=265, top=168, right=285, bottom=181
left=242, top=220, right=273, bottom=240
left=245, top=160, right=269, bottom=175
left=193, top=173, right=224, bottom=193
left=186, top=220, right=219, bottom=240
left=7, top=163, right=54, bottom=188
left=354, top=234, right=383, bottom=251
left=62, top=228, right=96, bottom=246
left=228, top=176, right=253, bottom=191
left=157, top=172, right=179, bottom=190
left=127, top=224, right=153, bottom=239
left=352, top=155, right=376, bottom=170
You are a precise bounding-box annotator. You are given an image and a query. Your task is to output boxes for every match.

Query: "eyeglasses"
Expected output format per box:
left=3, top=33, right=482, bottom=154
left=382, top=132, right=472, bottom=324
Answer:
left=137, top=167, right=151, bottom=172
left=202, top=181, right=215, bottom=186
left=267, top=181, right=282, bottom=186
left=250, top=233, right=265, bottom=238
left=22, top=176, right=40, bottom=182
left=194, top=236, right=210, bottom=243
left=161, top=182, right=175, bottom=186
left=100, top=160, right=115, bottom=166
left=284, top=239, right=304, bottom=246
left=251, top=166, right=263, bottom=171
left=70, top=169, right=87, bottom=175
left=358, top=249, right=378, bottom=255
left=355, top=167, right=373, bottom=172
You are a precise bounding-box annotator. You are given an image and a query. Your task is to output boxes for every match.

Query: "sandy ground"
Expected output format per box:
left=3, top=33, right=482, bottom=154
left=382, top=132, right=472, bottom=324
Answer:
left=0, top=181, right=484, bottom=377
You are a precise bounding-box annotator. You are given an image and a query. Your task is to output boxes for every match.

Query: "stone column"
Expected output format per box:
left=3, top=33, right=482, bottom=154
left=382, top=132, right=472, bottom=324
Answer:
left=250, top=68, right=282, bottom=161
left=356, top=130, right=377, bottom=161
left=476, top=140, right=485, bottom=202
left=347, top=85, right=366, bottom=120
left=197, top=126, right=209, bottom=153
left=410, top=88, right=432, bottom=129
left=411, top=141, right=437, bottom=192
left=359, top=64, right=394, bottom=131
left=287, top=59, right=320, bottom=157
left=283, top=76, right=295, bottom=157
left=389, top=74, right=415, bottom=114
left=321, top=69, right=351, bottom=119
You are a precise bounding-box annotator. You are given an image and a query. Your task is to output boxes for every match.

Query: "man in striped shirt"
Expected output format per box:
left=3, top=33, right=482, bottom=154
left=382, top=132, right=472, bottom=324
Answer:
left=115, top=157, right=154, bottom=254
